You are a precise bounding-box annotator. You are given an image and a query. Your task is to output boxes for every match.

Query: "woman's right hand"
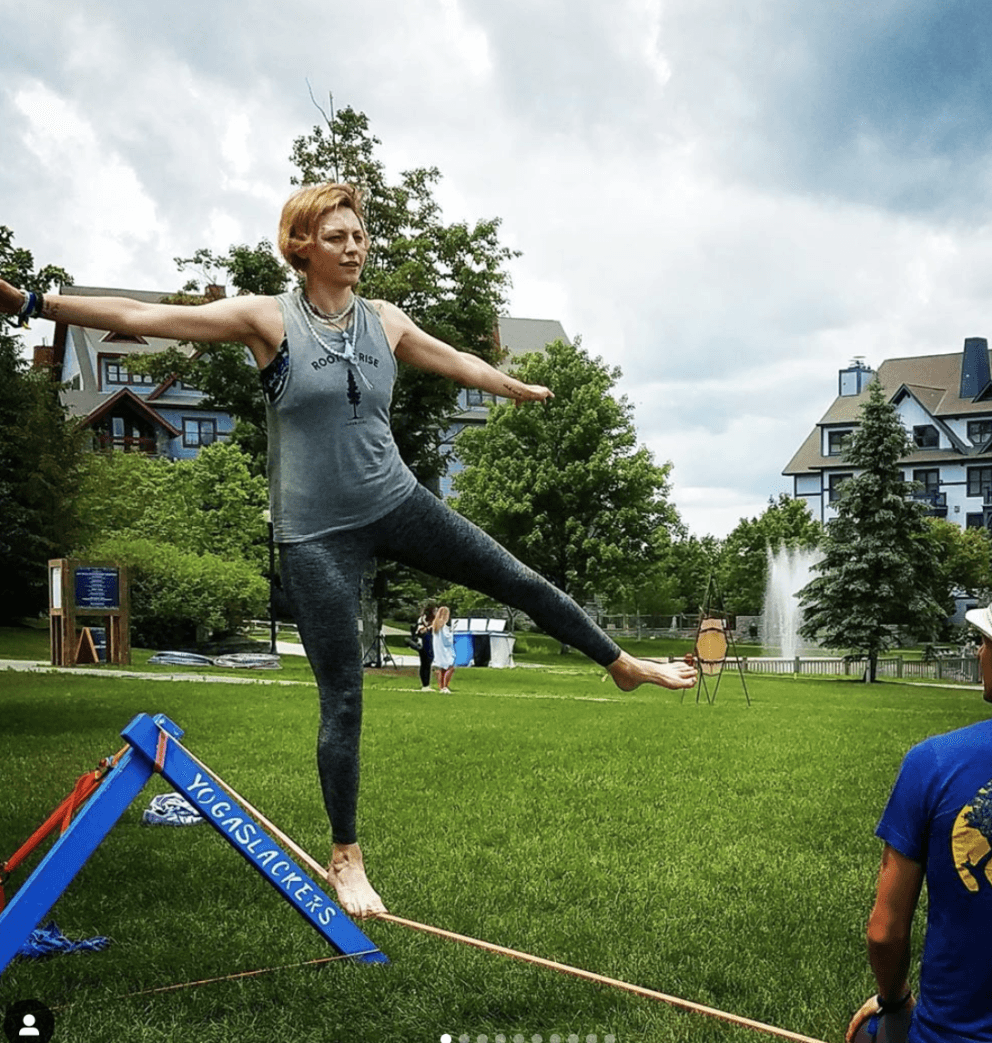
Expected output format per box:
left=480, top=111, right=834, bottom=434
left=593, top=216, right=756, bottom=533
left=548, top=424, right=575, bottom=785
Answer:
left=0, top=279, right=26, bottom=316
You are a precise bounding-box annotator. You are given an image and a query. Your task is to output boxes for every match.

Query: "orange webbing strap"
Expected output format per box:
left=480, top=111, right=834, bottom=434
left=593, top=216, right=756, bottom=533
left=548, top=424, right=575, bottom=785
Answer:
left=154, top=729, right=169, bottom=773
left=0, top=745, right=129, bottom=912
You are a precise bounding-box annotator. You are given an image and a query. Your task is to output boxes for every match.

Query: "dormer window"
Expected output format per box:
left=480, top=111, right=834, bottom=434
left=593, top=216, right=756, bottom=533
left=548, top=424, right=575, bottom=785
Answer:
left=102, top=356, right=155, bottom=388
left=913, top=425, right=939, bottom=448
left=967, top=419, right=992, bottom=446
left=827, top=430, right=852, bottom=456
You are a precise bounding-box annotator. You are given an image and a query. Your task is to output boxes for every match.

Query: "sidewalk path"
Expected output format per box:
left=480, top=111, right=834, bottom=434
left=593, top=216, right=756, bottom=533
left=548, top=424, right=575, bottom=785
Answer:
left=1, top=659, right=309, bottom=686
left=0, top=651, right=423, bottom=685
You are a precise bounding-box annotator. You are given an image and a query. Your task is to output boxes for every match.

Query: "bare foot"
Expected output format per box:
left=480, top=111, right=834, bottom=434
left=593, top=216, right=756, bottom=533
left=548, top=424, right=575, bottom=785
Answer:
left=327, top=842, right=387, bottom=919
left=606, top=651, right=697, bottom=692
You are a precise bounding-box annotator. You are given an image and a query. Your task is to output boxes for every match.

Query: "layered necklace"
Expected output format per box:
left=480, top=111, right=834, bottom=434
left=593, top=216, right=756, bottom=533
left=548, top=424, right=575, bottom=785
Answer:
left=300, top=291, right=372, bottom=388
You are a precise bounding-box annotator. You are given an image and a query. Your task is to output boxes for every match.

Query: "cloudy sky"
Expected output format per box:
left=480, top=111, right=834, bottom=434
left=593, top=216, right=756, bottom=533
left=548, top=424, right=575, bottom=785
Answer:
left=6, top=0, right=992, bottom=537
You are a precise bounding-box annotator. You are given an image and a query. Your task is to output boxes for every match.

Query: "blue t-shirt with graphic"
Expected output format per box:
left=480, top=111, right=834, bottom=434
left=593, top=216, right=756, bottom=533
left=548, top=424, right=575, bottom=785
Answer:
left=876, top=718, right=992, bottom=1042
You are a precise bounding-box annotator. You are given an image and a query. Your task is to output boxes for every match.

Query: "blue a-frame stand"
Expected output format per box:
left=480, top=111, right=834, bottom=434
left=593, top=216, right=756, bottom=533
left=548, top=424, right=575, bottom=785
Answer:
left=0, top=712, right=387, bottom=975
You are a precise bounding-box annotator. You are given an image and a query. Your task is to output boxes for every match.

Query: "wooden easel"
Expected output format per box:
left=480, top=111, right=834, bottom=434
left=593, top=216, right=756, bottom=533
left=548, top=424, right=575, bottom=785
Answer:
left=683, top=575, right=751, bottom=706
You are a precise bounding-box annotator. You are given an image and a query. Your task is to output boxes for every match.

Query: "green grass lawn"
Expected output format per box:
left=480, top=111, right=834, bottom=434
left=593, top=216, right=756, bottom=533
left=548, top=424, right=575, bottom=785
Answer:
left=1, top=647, right=986, bottom=1042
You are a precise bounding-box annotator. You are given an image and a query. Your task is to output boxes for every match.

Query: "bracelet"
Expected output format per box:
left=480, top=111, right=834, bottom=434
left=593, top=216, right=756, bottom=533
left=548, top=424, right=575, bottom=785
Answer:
left=877, top=990, right=912, bottom=1014
left=15, top=290, right=45, bottom=327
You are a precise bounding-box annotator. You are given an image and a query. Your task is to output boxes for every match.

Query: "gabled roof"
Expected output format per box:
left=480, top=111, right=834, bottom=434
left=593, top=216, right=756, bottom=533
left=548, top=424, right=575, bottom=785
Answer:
left=496, top=317, right=570, bottom=358
left=80, top=388, right=181, bottom=437
left=817, top=351, right=992, bottom=426
left=890, top=384, right=969, bottom=454
left=785, top=346, right=992, bottom=477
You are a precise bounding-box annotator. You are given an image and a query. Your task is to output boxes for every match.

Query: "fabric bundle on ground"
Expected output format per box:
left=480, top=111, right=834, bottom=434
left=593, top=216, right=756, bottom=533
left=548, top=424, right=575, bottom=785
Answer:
left=17, top=922, right=110, bottom=959
left=141, top=792, right=204, bottom=826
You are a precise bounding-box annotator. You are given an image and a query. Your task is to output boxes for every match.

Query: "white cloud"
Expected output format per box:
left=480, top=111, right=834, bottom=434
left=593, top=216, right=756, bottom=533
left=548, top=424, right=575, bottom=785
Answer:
left=13, top=81, right=166, bottom=287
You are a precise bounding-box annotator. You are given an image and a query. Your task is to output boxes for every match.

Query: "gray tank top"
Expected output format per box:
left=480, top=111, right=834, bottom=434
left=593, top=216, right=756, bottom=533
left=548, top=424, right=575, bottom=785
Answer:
left=262, top=290, right=418, bottom=542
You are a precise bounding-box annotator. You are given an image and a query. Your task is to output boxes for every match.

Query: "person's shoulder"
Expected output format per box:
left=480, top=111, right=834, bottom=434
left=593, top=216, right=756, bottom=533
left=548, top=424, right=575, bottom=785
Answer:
left=905, top=718, right=992, bottom=769
left=365, top=298, right=411, bottom=324
left=215, top=293, right=283, bottom=320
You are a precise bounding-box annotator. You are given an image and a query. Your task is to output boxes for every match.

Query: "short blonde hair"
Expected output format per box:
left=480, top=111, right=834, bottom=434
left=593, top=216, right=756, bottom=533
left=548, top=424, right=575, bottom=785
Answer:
left=278, top=183, right=366, bottom=272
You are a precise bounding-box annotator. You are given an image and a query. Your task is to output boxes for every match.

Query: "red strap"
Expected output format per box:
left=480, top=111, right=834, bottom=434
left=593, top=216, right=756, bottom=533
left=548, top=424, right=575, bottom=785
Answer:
left=0, top=745, right=129, bottom=912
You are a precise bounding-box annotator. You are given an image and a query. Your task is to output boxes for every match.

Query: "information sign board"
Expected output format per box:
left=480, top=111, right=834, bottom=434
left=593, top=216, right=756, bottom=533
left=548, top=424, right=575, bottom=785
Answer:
left=74, top=566, right=120, bottom=610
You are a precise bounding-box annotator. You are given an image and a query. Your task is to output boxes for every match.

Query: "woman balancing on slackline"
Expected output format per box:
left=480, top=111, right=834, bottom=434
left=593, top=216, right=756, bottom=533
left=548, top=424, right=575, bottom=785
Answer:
left=0, top=183, right=697, bottom=918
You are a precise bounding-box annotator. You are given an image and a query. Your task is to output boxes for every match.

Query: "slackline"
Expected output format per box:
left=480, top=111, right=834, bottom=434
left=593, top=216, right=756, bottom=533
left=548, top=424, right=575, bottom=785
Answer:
left=161, top=731, right=830, bottom=1043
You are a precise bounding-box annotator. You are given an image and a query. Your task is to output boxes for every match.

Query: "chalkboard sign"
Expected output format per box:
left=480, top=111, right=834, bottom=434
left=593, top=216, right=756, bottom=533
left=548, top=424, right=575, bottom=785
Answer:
left=75, top=566, right=120, bottom=610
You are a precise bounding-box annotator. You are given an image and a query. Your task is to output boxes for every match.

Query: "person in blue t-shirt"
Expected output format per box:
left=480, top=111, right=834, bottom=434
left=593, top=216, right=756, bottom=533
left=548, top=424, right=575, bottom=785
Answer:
left=847, top=605, right=992, bottom=1043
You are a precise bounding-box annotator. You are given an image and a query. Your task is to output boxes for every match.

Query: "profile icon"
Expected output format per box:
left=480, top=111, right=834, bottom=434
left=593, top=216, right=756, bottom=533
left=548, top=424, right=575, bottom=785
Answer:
left=17, top=1014, right=40, bottom=1037
left=2, top=1002, right=54, bottom=1043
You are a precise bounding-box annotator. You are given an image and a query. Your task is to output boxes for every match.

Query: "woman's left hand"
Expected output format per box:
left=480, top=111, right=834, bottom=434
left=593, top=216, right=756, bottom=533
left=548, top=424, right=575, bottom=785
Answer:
left=513, top=383, right=554, bottom=407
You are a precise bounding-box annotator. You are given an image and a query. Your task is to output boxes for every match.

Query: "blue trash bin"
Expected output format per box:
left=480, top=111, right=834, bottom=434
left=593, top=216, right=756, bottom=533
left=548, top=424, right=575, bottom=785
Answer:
left=453, top=633, right=474, bottom=667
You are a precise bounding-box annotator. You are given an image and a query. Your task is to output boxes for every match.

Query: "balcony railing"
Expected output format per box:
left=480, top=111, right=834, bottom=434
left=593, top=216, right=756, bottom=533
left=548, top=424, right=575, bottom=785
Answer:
left=910, top=490, right=947, bottom=516
left=94, top=434, right=158, bottom=455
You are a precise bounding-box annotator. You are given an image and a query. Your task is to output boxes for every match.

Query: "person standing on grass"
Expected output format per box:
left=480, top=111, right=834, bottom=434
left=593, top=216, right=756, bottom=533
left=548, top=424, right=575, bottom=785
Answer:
left=431, top=605, right=456, bottom=692
left=846, top=609, right=992, bottom=1043
left=415, top=602, right=436, bottom=691
left=0, top=182, right=697, bottom=920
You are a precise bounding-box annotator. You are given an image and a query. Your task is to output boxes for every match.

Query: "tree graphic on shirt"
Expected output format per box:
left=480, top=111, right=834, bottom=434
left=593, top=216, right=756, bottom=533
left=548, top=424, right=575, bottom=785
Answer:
left=347, top=369, right=362, bottom=419
left=961, top=782, right=992, bottom=892
left=967, top=783, right=992, bottom=842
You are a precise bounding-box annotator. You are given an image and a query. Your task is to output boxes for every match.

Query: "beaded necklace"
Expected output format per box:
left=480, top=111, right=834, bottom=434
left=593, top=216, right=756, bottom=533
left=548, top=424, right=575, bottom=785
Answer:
left=299, top=292, right=372, bottom=389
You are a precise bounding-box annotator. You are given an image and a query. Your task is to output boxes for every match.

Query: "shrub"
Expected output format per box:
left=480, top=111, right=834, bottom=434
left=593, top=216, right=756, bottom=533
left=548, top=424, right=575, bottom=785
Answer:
left=85, top=537, right=267, bottom=648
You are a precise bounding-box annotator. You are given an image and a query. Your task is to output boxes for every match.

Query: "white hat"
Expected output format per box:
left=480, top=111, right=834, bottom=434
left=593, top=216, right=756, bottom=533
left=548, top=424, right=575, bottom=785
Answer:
left=965, top=604, right=992, bottom=640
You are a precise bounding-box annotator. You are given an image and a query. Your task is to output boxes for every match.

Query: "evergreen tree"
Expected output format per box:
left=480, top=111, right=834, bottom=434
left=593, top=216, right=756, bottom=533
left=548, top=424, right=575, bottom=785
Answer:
left=798, top=380, right=944, bottom=681
left=452, top=339, right=680, bottom=608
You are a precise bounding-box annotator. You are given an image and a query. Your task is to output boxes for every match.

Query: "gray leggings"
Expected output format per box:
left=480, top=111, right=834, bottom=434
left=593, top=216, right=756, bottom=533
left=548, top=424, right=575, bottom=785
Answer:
left=279, top=484, right=621, bottom=845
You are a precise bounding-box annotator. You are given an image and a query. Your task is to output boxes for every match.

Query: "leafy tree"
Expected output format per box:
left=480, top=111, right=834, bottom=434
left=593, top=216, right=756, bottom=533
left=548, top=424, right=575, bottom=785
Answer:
left=86, top=535, right=267, bottom=647
left=665, top=533, right=723, bottom=619
left=451, top=339, right=680, bottom=609
left=718, top=494, right=822, bottom=615
left=75, top=443, right=269, bottom=572
left=173, top=241, right=291, bottom=299
left=798, top=380, right=944, bottom=680
left=923, top=518, right=992, bottom=620
left=0, top=227, right=80, bottom=621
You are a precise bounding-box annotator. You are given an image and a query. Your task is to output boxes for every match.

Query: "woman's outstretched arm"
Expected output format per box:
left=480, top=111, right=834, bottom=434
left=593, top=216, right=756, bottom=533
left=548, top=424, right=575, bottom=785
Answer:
left=377, top=299, right=554, bottom=405
left=0, top=278, right=283, bottom=366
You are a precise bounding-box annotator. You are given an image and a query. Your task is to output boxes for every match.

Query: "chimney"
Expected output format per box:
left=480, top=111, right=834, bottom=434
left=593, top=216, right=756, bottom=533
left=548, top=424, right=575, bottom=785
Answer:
left=32, top=344, right=55, bottom=369
left=960, top=337, right=991, bottom=399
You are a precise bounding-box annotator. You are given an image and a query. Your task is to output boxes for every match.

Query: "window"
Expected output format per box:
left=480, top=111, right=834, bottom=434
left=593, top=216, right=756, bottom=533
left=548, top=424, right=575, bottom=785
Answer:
left=102, top=357, right=155, bottom=388
left=968, top=419, right=992, bottom=445
left=967, top=513, right=986, bottom=529
left=183, top=418, right=217, bottom=448
left=466, top=388, right=497, bottom=408
left=828, top=473, right=852, bottom=503
left=913, top=469, right=940, bottom=493
left=913, top=425, right=939, bottom=448
left=967, top=466, right=992, bottom=498
left=826, top=430, right=851, bottom=456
